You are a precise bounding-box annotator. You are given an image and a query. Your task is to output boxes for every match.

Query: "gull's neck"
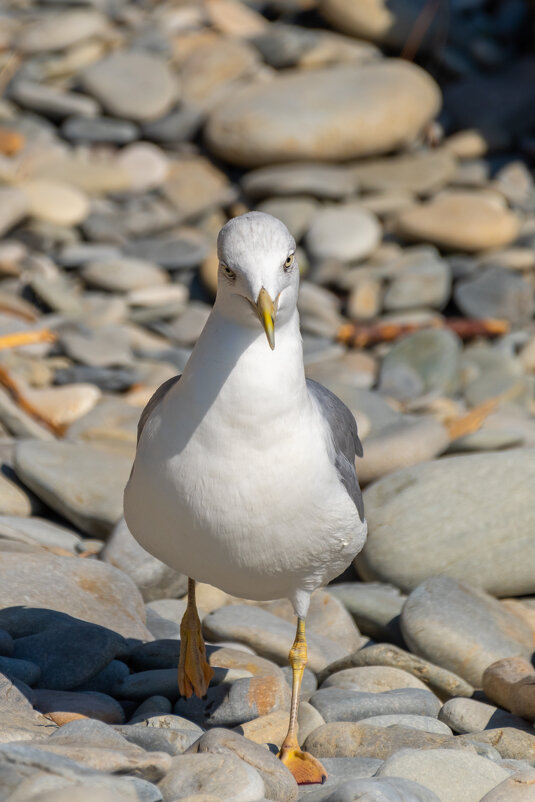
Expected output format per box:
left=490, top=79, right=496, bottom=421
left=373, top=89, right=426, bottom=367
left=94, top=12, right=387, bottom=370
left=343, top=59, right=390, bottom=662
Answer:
left=178, top=300, right=309, bottom=426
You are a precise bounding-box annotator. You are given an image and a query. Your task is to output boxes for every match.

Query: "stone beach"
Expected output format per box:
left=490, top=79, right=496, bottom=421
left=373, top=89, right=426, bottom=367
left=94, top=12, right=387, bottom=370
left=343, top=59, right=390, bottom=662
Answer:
left=0, top=0, right=534, bottom=800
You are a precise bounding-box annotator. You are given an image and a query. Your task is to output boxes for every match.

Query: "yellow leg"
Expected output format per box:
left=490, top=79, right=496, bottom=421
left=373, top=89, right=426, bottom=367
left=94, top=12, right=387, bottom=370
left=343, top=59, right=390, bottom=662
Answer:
left=178, top=578, right=214, bottom=698
left=278, top=618, right=327, bottom=785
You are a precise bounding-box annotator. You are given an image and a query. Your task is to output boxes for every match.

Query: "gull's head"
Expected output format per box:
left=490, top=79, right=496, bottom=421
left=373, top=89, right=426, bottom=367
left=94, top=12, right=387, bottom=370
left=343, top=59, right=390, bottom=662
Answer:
left=216, top=211, right=298, bottom=350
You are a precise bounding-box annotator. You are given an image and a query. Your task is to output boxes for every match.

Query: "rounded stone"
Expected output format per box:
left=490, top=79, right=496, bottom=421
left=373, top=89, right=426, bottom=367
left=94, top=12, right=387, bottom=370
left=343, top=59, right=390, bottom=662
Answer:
left=352, top=150, right=457, bottom=196
left=14, top=440, right=133, bottom=538
left=356, top=417, right=449, bottom=485
left=379, top=329, right=462, bottom=401
left=400, top=576, right=534, bottom=687
left=361, top=714, right=452, bottom=734
left=242, top=163, right=358, bottom=200
left=157, top=752, right=265, bottom=802
left=81, top=52, right=179, bottom=122
left=309, top=686, right=441, bottom=723
left=358, top=450, right=535, bottom=596
left=320, top=0, right=430, bottom=49
left=82, top=258, right=169, bottom=293
left=479, top=770, right=535, bottom=801
left=395, top=191, right=521, bottom=252
left=16, top=10, right=106, bottom=53
left=322, top=666, right=430, bottom=693
left=21, top=180, right=89, bottom=226
left=439, top=697, right=535, bottom=735
left=305, top=204, right=381, bottom=263
left=0, top=553, right=149, bottom=640
left=454, top=267, right=534, bottom=324
left=205, top=60, right=440, bottom=166
left=377, top=748, right=510, bottom=802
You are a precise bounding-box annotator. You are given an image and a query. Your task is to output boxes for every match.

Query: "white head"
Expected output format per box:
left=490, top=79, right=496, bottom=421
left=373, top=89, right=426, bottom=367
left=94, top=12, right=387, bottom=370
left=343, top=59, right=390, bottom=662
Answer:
left=215, top=211, right=298, bottom=350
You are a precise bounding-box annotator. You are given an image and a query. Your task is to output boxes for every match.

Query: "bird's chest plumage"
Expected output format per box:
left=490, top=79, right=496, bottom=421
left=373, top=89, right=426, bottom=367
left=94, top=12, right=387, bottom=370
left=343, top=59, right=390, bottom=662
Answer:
left=124, top=318, right=365, bottom=599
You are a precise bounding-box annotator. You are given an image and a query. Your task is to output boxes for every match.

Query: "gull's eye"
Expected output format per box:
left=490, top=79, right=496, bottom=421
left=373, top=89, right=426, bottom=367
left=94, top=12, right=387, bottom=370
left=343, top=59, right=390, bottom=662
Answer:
left=284, top=253, right=295, bottom=271
left=221, top=264, right=236, bottom=280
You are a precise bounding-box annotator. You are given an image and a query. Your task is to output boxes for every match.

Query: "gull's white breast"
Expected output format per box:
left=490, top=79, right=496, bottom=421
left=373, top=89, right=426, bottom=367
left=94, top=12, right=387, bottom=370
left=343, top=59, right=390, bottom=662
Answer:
left=125, top=381, right=365, bottom=603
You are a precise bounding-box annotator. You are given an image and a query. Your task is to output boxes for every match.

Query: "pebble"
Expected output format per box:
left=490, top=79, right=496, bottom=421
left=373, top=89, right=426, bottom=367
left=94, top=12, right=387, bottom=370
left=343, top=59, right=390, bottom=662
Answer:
left=400, top=576, right=534, bottom=687
left=305, top=204, right=381, bottom=263
left=395, top=191, right=521, bottom=251
left=157, top=753, right=265, bottom=802
left=206, top=61, right=440, bottom=165
left=0, top=657, right=41, bottom=686
left=10, top=80, right=100, bottom=120
left=60, top=326, right=133, bottom=369
left=75, top=660, right=130, bottom=696
left=480, top=769, right=535, bottom=801
left=124, top=232, right=209, bottom=270
left=81, top=258, right=168, bottom=294
left=361, top=714, right=453, bottom=735
left=439, top=697, right=535, bottom=735
left=383, top=249, right=451, bottom=311
left=318, top=643, right=474, bottom=701
left=359, top=450, right=535, bottom=596
left=0, top=628, right=13, bottom=657
left=454, top=267, right=535, bottom=324
left=187, top=728, right=298, bottom=802
left=61, top=117, right=140, bottom=146
left=321, top=666, right=430, bottom=693
left=242, top=163, right=358, bottom=200
left=13, top=619, right=128, bottom=690
left=203, top=604, right=349, bottom=672
left=327, top=582, right=406, bottom=643
left=257, top=197, right=318, bottom=241
left=320, top=0, right=422, bottom=48
left=163, top=157, right=235, bottom=222
left=308, top=776, right=441, bottom=802
left=379, top=329, right=462, bottom=401
left=309, top=687, right=441, bottom=723
left=21, top=179, right=90, bottom=227
left=145, top=599, right=187, bottom=640
left=0, top=742, right=159, bottom=800
left=377, top=748, right=511, bottom=802
left=14, top=440, right=133, bottom=538
left=101, top=518, right=187, bottom=603
left=462, top=727, right=535, bottom=762
left=303, top=722, right=461, bottom=759
left=32, top=688, right=125, bottom=726
left=352, top=150, right=457, bottom=196
left=483, top=656, right=535, bottom=721
left=174, top=672, right=290, bottom=728
left=81, top=52, right=179, bottom=122
left=115, top=723, right=200, bottom=756
left=356, top=417, right=449, bottom=484
left=16, top=9, right=106, bottom=54
left=0, top=187, right=29, bottom=237
left=0, top=552, right=150, bottom=640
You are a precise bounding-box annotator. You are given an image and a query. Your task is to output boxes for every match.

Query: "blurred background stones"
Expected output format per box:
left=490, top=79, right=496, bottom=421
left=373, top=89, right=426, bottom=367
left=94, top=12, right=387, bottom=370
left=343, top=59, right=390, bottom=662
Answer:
left=0, top=0, right=534, bottom=799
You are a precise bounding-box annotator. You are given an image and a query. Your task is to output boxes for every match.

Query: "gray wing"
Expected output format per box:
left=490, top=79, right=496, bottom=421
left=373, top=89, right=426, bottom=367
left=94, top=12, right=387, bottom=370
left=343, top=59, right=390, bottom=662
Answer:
left=137, top=374, right=181, bottom=444
left=306, top=378, right=365, bottom=523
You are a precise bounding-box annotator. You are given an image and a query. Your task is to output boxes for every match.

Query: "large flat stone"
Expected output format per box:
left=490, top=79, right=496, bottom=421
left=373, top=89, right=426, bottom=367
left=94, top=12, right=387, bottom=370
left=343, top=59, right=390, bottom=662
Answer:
left=14, top=441, right=132, bottom=538
left=205, top=60, right=440, bottom=166
left=0, top=552, right=150, bottom=640
left=358, top=450, right=535, bottom=596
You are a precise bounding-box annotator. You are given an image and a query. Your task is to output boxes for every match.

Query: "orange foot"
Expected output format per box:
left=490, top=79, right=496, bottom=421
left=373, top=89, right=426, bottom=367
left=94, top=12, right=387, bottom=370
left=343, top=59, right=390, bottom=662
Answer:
left=279, top=744, right=327, bottom=785
left=178, top=603, right=214, bottom=698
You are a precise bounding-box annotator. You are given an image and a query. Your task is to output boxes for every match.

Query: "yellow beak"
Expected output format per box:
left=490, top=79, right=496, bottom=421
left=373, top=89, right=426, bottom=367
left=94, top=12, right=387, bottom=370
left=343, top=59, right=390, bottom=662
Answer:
left=256, top=287, right=276, bottom=350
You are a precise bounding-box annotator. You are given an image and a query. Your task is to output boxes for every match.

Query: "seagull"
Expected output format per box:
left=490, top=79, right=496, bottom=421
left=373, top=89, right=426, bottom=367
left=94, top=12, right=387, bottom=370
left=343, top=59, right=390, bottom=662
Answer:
left=124, top=211, right=367, bottom=784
